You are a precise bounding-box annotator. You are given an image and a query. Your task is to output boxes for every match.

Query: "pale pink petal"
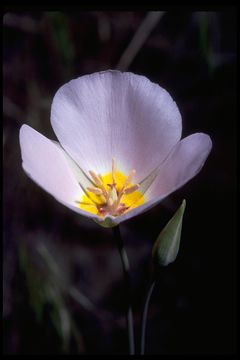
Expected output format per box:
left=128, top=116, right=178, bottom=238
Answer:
left=51, top=70, right=182, bottom=182
left=112, top=133, right=212, bottom=225
left=19, top=124, right=100, bottom=222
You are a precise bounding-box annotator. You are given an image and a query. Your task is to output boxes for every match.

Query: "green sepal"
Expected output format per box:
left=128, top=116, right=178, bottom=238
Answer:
left=94, top=216, right=118, bottom=228
left=152, top=199, right=186, bottom=266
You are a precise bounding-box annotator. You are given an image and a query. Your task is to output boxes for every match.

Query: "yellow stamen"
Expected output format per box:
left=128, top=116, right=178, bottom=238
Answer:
left=79, top=160, right=144, bottom=217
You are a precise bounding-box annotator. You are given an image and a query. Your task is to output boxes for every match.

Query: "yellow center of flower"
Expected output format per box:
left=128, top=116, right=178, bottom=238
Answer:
left=79, top=158, right=144, bottom=217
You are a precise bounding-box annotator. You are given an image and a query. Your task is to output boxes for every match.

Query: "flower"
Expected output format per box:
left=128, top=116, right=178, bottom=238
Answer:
left=19, top=70, right=212, bottom=227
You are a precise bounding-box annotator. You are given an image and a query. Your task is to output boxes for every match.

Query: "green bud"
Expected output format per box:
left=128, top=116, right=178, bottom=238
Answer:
left=152, top=199, right=186, bottom=266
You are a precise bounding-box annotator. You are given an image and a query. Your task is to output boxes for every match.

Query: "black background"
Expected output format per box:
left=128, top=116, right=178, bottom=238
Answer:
left=3, top=10, right=236, bottom=354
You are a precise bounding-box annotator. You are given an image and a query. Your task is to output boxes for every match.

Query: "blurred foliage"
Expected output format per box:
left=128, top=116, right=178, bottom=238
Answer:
left=19, top=242, right=45, bottom=323
left=197, top=12, right=218, bottom=72
left=19, top=239, right=85, bottom=353
left=46, top=12, right=75, bottom=79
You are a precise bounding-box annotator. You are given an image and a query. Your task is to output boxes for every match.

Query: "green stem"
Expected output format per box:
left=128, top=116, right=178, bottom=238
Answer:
left=140, top=281, right=155, bottom=355
left=113, top=226, right=135, bottom=355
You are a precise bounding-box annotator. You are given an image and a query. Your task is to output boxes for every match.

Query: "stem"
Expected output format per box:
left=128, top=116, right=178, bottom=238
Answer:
left=113, top=226, right=135, bottom=355
left=140, top=281, right=155, bottom=355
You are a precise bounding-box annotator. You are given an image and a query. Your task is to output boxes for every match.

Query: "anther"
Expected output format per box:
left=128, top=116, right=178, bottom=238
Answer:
left=89, top=170, right=108, bottom=198
left=87, top=187, right=103, bottom=195
left=123, top=184, right=140, bottom=194
left=89, top=170, right=103, bottom=187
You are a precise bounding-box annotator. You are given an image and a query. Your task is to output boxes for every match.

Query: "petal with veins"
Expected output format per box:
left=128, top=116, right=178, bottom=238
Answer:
left=51, top=70, right=182, bottom=182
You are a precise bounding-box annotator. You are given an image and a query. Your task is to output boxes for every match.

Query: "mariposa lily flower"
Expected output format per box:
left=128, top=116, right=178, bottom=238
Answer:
left=19, top=70, right=212, bottom=227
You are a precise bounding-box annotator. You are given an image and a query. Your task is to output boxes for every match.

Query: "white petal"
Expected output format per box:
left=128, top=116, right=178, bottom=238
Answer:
left=113, top=133, right=212, bottom=225
left=52, top=141, right=95, bottom=190
left=146, top=133, right=212, bottom=199
left=51, top=70, right=182, bottom=182
left=19, top=124, right=101, bottom=222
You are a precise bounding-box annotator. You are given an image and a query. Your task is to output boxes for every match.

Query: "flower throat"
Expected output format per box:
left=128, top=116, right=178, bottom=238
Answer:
left=79, top=158, right=144, bottom=217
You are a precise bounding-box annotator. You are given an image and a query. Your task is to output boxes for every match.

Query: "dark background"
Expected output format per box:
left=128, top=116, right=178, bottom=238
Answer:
left=3, top=10, right=236, bottom=355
